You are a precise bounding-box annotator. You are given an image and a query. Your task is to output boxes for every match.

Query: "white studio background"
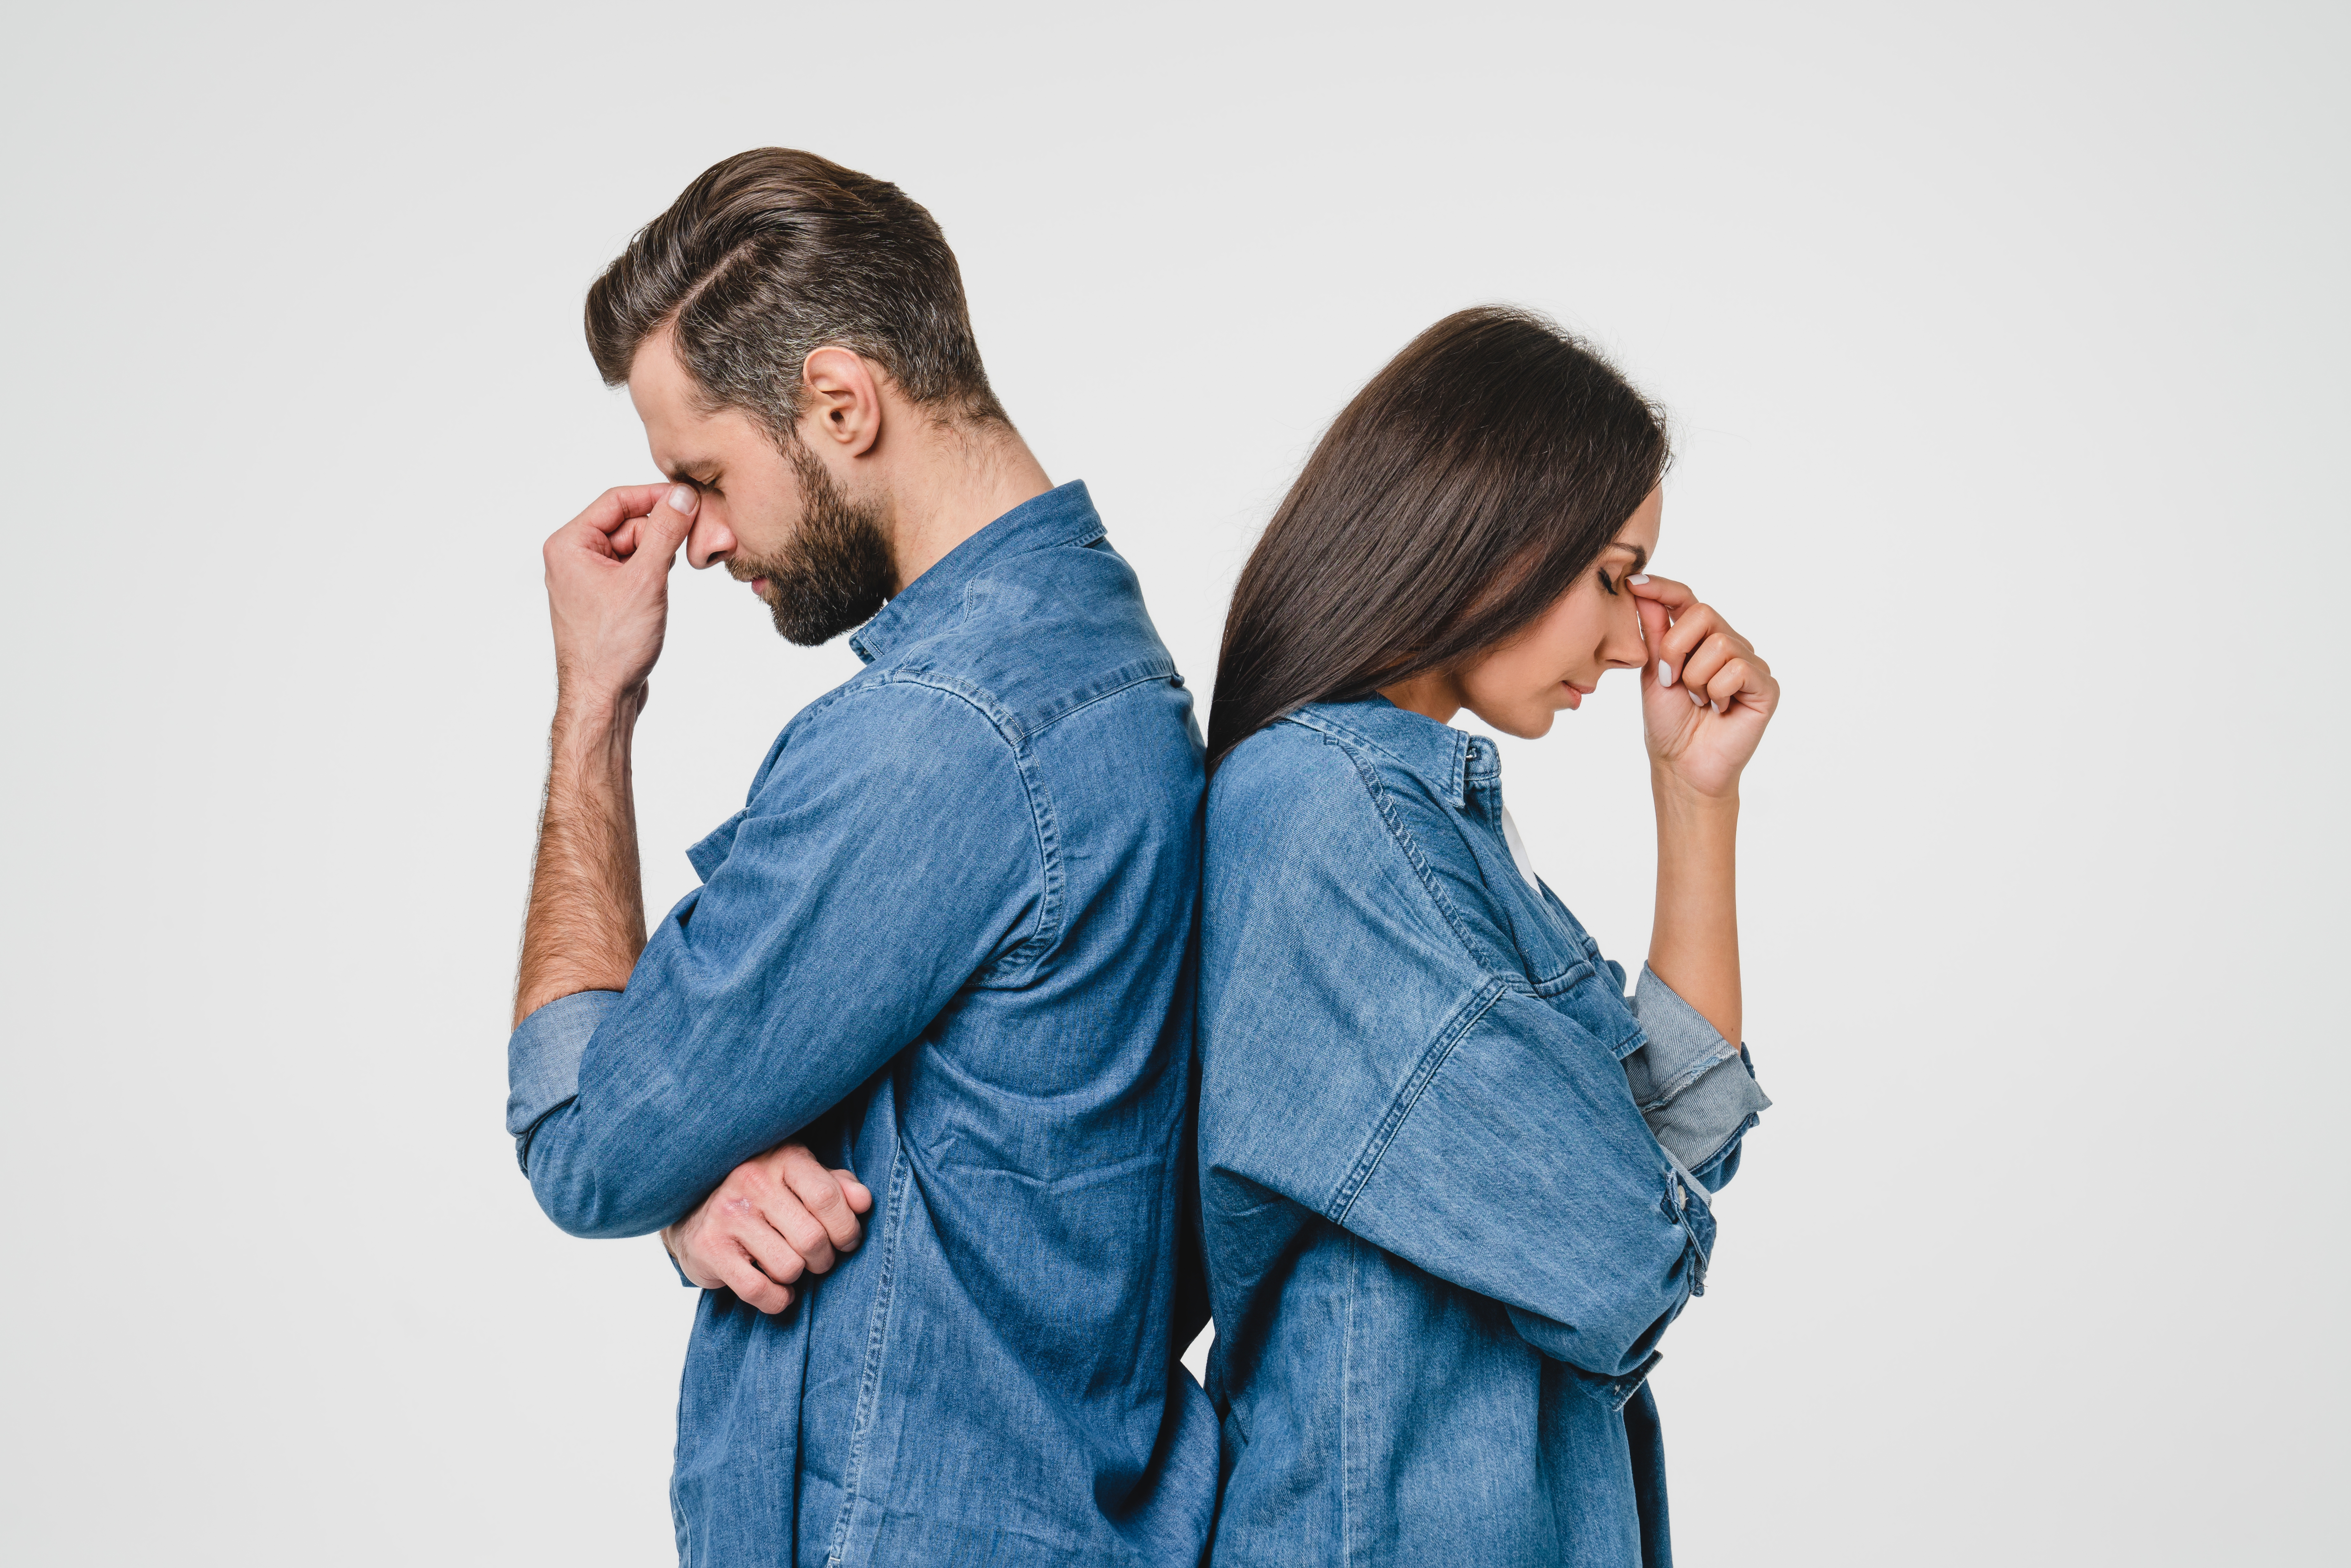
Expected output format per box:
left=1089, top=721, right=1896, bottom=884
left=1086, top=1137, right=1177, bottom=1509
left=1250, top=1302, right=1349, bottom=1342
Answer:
left=3, top=3, right=2342, bottom=1563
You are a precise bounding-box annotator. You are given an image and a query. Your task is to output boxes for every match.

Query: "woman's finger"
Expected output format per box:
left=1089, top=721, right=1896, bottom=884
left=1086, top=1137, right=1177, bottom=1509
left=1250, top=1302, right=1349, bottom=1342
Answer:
left=1702, top=656, right=1778, bottom=717
left=1676, top=629, right=1741, bottom=699
left=1635, top=592, right=1672, bottom=682
left=1626, top=573, right=1696, bottom=611
left=1658, top=604, right=1724, bottom=683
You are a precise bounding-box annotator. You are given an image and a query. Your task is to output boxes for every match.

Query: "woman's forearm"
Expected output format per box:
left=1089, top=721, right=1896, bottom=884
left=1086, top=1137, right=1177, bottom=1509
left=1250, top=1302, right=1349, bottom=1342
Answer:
left=1645, top=768, right=1741, bottom=1045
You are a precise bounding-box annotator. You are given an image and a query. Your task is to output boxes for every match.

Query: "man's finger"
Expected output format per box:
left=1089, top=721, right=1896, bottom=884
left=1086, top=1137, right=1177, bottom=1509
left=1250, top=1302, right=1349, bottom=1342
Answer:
left=719, top=1253, right=794, bottom=1315
left=571, top=483, right=677, bottom=538
left=831, top=1170, right=874, bottom=1216
left=779, top=1145, right=866, bottom=1254
left=733, top=1218, right=810, bottom=1286
left=664, top=1226, right=719, bottom=1291
left=627, top=484, right=700, bottom=572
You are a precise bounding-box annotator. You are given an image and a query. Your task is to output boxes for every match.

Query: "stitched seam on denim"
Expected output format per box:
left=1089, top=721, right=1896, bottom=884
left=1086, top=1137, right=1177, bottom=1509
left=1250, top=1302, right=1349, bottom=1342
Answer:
left=849, top=671, right=1063, bottom=979
left=991, top=742, right=1064, bottom=980
left=1339, top=1233, right=1361, bottom=1568
left=1326, top=978, right=1509, bottom=1225
left=1635, top=1039, right=1743, bottom=1113
left=1680, top=1108, right=1761, bottom=1177
left=825, top=1134, right=913, bottom=1568
left=1333, top=738, right=1516, bottom=978
left=745, top=665, right=1020, bottom=801
left=1281, top=707, right=1470, bottom=805
left=1023, top=658, right=1181, bottom=737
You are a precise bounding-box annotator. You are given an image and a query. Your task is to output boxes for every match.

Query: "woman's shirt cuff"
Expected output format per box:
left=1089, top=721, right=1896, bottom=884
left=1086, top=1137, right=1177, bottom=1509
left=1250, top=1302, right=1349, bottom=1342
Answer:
left=1622, top=964, right=1771, bottom=1177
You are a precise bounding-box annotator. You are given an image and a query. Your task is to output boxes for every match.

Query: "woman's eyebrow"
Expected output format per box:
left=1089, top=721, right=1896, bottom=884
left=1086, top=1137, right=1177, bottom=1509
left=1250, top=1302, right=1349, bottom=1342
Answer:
left=1607, top=542, right=1650, bottom=574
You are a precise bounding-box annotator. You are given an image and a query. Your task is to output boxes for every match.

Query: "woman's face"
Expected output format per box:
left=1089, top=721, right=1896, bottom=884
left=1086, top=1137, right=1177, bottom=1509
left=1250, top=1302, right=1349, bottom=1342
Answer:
left=1384, top=487, right=1663, bottom=738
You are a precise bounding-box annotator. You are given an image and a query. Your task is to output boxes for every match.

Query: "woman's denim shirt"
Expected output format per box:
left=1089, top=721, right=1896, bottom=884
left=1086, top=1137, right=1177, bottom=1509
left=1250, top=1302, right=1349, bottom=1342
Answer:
left=1197, top=696, right=1770, bottom=1568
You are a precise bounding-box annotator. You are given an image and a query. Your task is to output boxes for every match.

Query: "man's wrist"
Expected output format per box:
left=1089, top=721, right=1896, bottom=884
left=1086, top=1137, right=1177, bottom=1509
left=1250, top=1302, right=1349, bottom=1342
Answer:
left=551, top=682, right=641, bottom=762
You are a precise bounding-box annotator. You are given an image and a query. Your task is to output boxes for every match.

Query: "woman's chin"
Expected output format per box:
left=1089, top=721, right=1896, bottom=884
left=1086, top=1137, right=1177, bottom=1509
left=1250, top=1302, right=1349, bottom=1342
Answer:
left=1476, top=706, right=1556, bottom=740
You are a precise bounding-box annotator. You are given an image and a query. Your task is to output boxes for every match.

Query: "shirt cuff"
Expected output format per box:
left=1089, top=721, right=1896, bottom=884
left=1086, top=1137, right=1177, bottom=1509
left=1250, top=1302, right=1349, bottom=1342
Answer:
left=1623, top=965, right=1771, bottom=1175
left=504, top=990, right=621, bottom=1172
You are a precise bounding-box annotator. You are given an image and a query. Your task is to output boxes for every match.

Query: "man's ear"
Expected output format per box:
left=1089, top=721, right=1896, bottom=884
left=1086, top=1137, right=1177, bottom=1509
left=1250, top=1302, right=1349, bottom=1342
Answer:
left=800, top=347, right=883, bottom=458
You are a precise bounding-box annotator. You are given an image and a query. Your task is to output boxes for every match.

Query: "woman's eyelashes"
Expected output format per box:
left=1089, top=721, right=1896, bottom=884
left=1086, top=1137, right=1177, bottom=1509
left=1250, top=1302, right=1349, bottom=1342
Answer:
left=1598, top=569, right=1619, bottom=596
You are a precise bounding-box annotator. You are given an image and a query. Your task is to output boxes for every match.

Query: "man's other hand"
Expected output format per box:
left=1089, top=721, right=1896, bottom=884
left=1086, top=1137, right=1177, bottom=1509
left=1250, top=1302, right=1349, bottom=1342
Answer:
left=543, top=483, right=701, bottom=709
left=661, top=1143, right=875, bottom=1313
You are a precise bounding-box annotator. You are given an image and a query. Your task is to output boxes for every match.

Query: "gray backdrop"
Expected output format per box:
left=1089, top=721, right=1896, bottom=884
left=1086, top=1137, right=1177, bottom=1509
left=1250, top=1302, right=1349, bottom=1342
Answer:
left=4, top=2, right=2342, bottom=1562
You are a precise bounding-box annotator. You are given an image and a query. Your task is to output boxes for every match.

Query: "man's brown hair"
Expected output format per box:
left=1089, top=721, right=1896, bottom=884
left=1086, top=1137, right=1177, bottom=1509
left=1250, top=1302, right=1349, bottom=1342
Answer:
left=585, top=148, right=1007, bottom=438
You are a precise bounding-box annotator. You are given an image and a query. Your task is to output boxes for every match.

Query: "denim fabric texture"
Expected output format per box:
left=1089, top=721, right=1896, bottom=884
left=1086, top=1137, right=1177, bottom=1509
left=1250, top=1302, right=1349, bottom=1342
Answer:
left=1197, top=695, right=1769, bottom=1568
left=505, top=484, right=1220, bottom=1567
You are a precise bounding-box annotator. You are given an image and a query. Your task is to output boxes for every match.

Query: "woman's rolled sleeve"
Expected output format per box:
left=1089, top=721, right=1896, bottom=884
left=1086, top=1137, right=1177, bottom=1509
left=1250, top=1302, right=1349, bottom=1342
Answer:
left=1622, top=963, right=1770, bottom=1186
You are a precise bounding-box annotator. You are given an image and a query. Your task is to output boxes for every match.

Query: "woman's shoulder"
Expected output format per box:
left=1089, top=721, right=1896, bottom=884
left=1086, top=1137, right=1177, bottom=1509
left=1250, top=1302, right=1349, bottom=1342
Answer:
left=1214, top=704, right=1471, bottom=839
left=1205, top=709, right=1482, bottom=917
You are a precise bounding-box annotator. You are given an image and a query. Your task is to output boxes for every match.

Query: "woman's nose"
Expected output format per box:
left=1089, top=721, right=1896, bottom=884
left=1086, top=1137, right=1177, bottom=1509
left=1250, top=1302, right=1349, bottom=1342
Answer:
left=1604, top=600, right=1648, bottom=667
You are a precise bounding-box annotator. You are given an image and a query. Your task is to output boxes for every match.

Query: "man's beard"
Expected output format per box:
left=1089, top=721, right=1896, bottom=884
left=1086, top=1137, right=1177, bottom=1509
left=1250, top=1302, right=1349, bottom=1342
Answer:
left=731, top=442, right=894, bottom=646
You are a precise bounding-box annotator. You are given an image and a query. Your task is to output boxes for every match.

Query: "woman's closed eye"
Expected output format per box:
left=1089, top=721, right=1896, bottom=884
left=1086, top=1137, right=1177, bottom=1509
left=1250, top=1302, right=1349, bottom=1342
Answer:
left=1598, top=568, right=1620, bottom=596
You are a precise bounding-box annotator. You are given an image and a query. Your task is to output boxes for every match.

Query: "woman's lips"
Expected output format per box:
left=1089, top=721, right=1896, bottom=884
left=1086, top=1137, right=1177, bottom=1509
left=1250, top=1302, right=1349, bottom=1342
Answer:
left=1561, top=680, right=1595, bottom=709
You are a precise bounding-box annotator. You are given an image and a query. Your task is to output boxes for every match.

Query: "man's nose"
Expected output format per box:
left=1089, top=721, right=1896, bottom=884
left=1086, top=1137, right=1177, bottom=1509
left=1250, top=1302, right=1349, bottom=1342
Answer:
left=686, top=515, right=734, bottom=570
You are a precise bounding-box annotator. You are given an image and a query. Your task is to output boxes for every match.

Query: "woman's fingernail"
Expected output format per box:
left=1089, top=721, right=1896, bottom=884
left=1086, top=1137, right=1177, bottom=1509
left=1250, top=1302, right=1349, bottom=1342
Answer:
left=1691, top=689, right=1707, bottom=706
left=1628, top=574, right=1650, bottom=586
left=669, top=484, right=699, bottom=514
left=1658, top=661, right=1673, bottom=686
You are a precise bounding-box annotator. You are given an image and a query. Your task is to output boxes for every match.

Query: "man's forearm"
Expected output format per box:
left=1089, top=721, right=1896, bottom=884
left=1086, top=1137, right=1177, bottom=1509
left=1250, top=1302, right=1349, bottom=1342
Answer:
left=514, top=690, right=649, bottom=1026
left=1645, top=768, right=1741, bottom=1046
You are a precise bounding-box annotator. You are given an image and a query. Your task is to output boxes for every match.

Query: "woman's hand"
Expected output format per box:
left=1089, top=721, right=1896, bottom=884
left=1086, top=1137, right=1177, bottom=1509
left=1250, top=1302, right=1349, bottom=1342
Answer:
left=1630, top=576, right=1779, bottom=799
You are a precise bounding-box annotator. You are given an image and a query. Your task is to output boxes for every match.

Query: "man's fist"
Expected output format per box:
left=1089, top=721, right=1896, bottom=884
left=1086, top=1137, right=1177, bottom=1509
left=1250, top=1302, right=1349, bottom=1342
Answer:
left=662, top=1142, right=875, bottom=1314
left=543, top=483, right=700, bottom=708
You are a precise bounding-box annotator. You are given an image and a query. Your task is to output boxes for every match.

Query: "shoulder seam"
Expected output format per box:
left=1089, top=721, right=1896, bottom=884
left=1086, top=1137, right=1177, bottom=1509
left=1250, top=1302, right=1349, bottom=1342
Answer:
left=776, top=668, right=1065, bottom=971
left=1327, top=732, right=1517, bottom=982
left=1326, top=977, right=1513, bottom=1225
left=1026, top=659, right=1181, bottom=738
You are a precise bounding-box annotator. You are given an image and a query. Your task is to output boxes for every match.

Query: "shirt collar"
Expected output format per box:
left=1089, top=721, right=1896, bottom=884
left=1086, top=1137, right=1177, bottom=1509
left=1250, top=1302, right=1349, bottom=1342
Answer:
left=1287, top=693, right=1495, bottom=809
left=847, top=480, right=1107, bottom=665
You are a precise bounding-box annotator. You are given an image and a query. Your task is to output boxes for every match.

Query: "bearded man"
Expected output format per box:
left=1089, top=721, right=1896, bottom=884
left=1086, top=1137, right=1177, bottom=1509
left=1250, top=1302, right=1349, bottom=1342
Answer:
left=504, top=149, right=1216, bottom=1567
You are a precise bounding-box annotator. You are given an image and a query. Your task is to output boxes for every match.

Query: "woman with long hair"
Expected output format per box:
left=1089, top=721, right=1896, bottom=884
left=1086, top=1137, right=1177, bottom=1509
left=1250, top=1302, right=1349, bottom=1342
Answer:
left=1198, top=306, right=1777, bottom=1567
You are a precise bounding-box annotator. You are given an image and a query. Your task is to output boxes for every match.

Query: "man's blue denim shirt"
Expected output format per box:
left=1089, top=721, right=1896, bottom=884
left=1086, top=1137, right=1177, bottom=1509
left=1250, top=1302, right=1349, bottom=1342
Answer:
left=505, top=484, right=1220, bottom=1568
left=1197, top=696, right=1770, bottom=1568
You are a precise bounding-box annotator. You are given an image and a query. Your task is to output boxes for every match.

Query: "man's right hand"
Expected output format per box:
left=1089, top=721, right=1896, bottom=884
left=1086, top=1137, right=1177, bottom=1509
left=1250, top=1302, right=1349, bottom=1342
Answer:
left=662, top=1143, right=875, bottom=1313
left=543, top=483, right=701, bottom=708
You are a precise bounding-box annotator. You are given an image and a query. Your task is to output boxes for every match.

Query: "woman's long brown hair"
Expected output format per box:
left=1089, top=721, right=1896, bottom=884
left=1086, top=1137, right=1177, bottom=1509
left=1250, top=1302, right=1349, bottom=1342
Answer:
left=1206, top=306, right=1671, bottom=774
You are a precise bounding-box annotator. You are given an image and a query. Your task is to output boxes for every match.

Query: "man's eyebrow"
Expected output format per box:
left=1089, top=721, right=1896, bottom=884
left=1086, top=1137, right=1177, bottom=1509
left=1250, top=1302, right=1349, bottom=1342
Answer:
left=663, top=459, right=717, bottom=484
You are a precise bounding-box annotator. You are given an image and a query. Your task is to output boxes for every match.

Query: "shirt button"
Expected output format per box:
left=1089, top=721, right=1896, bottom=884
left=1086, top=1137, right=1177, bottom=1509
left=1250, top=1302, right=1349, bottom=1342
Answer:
left=1169, top=674, right=1185, bottom=687
left=1675, top=1181, right=1687, bottom=1206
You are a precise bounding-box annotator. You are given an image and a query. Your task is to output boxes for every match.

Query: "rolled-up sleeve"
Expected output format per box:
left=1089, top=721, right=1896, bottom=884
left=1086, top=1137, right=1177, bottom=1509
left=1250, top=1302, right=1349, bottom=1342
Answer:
left=505, top=989, right=621, bottom=1172
left=505, top=680, right=1042, bottom=1239
left=1337, top=985, right=1716, bottom=1380
left=1621, top=965, right=1770, bottom=1190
